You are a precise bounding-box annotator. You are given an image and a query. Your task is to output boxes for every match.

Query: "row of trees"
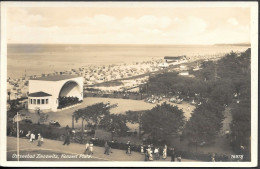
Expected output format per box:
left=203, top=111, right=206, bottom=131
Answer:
left=74, top=101, right=186, bottom=144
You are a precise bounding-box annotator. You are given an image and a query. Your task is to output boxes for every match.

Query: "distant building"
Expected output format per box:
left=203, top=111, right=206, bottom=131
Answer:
left=28, top=75, right=83, bottom=112
left=179, top=71, right=189, bottom=76
left=164, top=56, right=187, bottom=64
left=158, top=62, right=169, bottom=68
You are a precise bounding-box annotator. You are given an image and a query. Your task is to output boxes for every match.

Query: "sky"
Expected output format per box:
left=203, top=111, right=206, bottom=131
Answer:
left=7, top=6, right=251, bottom=45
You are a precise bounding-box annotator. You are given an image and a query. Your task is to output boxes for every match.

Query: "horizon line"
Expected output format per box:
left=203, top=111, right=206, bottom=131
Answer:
left=7, top=43, right=251, bottom=46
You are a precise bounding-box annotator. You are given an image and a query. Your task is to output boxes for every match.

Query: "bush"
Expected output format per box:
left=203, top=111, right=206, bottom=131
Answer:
left=7, top=122, right=67, bottom=140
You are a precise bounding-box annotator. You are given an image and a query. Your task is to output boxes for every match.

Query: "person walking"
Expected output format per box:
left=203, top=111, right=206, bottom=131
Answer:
left=170, top=148, right=175, bottom=162
left=149, top=150, right=153, bottom=161
left=104, top=141, right=110, bottom=155
left=63, top=130, right=71, bottom=145
left=127, top=146, right=131, bottom=155
left=126, top=141, right=130, bottom=154
left=144, top=147, right=150, bottom=161
left=26, top=131, right=31, bottom=141
left=147, top=145, right=153, bottom=161
left=84, top=141, right=90, bottom=155
left=154, top=147, right=159, bottom=160
left=30, top=132, right=35, bottom=142
left=162, top=145, right=167, bottom=160
left=37, top=133, right=42, bottom=146
left=150, top=144, right=154, bottom=154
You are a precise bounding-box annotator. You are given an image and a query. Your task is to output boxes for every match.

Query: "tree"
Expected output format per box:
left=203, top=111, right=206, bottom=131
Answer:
left=183, top=100, right=225, bottom=144
left=73, top=102, right=110, bottom=134
left=209, top=80, right=234, bottom=106
left=141, top=102, right=185, bottom=142
left=7, top=100, right=22, bottom=119
left=99, top=114, right=129, bottom=139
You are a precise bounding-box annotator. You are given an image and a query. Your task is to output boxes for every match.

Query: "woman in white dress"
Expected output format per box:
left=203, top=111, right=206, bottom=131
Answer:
left=85, top=142, right=90, bottom=155
left=162, top=144, right=167, bottom=160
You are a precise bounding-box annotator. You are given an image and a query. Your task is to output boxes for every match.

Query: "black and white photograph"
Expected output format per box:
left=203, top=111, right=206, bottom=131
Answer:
left=0, top=1, right=258, bottom=167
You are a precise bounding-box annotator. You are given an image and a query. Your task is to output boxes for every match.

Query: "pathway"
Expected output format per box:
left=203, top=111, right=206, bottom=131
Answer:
left=7, top=136, right=200, bottom=162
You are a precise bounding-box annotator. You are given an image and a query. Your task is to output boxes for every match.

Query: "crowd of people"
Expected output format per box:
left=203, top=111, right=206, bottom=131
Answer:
left=84, top=141, right=94, bottom=158
left=144, top=95, right=163, bottom=104
left=142, top=144, right=181, bottom=162
left=99, top=140, right=182, bottom=162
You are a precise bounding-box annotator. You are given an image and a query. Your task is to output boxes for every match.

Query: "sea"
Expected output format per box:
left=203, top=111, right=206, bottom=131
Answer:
left=7, top=44, right=250, bottom=79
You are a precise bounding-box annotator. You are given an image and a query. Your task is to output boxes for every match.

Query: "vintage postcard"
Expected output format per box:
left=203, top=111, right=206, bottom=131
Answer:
left=0, top=1, right=258, bottom=167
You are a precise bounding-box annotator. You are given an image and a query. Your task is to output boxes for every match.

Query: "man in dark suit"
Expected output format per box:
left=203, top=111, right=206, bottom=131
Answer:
left=170, top=148, right=175, bottom=161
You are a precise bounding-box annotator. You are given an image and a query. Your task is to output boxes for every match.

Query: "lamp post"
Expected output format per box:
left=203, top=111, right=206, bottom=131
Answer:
left=17, top=112, right=19, bottom=161
left=14, top=112, right=22, bottom=161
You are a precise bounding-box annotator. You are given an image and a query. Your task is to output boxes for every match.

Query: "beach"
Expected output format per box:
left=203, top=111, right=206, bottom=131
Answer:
left=6, top=44, right=250, bottom=100
left=7, top=44, right=249, bottom=79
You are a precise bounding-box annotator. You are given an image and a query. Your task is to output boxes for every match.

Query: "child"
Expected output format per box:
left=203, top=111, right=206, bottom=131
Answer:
left=177, top=156, right=182, bottom=162
left=127, top=146, right=131, bottom=155
left=141, top=145, right=144, bottom=154
left=37, top=133, right=42, bottom=146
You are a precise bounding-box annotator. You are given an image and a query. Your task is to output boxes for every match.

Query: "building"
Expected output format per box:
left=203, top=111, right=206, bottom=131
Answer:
left=179, top=71, right=189, bottom=76
left=28, top=75, right=83, bottom=112
left=164, top=56, right=187, bottom=64
left=158, top=62, right=169, bottom=68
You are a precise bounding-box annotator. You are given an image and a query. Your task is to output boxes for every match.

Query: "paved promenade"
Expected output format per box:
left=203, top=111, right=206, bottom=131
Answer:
left=7, top=137, right=200, bottom=162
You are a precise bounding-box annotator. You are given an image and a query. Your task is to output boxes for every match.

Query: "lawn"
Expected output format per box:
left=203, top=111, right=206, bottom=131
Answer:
left=27, top=97, right=195, bottom=129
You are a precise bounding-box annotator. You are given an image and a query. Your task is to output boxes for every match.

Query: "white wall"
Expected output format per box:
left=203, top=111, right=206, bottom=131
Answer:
left=28, top=96, right=52, bottom=112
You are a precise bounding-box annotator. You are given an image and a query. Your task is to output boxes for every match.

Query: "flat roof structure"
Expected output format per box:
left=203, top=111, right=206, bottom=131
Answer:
left=28, top=91, right=52, bottom=97
left=30, top=75, right=79, bottom=81
left=164, top=56, right=186, bottom=60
